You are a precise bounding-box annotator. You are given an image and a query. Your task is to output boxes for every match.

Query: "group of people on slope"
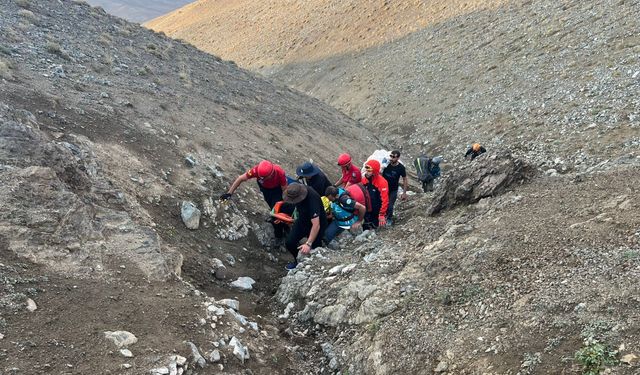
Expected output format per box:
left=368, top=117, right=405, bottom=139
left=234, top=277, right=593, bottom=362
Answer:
left=219, top=144, right=486, bottom=270
left=219, top=151, right=410, bottom=270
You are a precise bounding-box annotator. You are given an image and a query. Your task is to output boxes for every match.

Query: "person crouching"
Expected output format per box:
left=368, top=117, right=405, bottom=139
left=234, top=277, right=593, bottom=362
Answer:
left=282, top=184, right=328, bottom=270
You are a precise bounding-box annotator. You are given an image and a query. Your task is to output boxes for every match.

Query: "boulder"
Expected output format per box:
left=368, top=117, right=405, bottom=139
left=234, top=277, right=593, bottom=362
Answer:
left=428, top=151, right=533, bottom=215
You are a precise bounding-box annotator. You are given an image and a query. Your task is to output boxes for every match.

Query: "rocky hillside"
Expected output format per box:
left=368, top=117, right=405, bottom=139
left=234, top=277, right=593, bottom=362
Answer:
left=145, top=0, right=640, bottom=374
left=150, top=0, right=639, bottom=172
left=0, top=0, right=374, bottom=373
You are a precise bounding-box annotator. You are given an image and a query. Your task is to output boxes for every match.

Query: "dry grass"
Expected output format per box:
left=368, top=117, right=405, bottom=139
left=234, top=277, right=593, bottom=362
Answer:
left=16, top=0, right=30, bottom=9
left=17, top=9, right=37, bottom=23
left=0, top=59, right=14, bottom=80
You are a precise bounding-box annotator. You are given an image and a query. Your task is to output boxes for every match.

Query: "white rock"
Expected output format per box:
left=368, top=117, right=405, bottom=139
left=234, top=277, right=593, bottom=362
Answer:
left=434, top=361, right=448, bottom=372
left=121, top=363, right=131, bottom=369
left=181, top=201, right=201, bottom=230
left=328, top=265, right=344, bottom=276
left=207, top=304, right=225, bottom=316
left=209, top=349, right=221, bottom=363
left=278, top=302, right=295, bottom=319
left=230, top=277, right=255, bottom=291
left=341, top=264, right=357, bottom=274
left=217, top=299, right=239, bottom=311
left=227, top=308, right=248, bottom=325
left=104, top=331, right=138, bottom=348
left=173, top=355, right=187, bottom=366
left=229, top=336, right=250, bottom=364
left=119, top=349, right=133, bottom=358
left=185, top=341, right=206, bottom=368
left=26, top=298, right=37, bottom=312
left=151, top=368, right=169, bottom=375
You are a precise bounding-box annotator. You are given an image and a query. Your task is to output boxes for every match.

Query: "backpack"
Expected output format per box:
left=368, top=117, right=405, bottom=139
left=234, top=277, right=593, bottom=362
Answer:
left=414, top=156, right=433, bottom=182
left=348, top=182, right=372, bottom=212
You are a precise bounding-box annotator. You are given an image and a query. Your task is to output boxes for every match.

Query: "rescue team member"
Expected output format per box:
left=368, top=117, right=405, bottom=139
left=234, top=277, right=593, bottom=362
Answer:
left=334, top=153, right=361, bottom=188
left=323, top=186, right=366, bottom=244
left=282, top=184, right=327, bottom=270
left=220, top=160, right=288, bottom=242
left=362, top=159, right=389, bottom=229
left=296, top=161, right=332, bottom=196
left=381, top=150, right=407, bottom=225
left=465, top=143, right=486, bottom=160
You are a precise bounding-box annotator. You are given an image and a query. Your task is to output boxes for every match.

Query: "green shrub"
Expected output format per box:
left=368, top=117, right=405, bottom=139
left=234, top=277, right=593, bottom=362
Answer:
left=574, top=338, right=618, bottom=375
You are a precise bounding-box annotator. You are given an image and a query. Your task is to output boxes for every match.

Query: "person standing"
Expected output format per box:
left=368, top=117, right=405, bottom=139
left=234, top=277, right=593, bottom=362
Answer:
left=282, top=184, right=328, bottom=270
left=334, top=153, right=361, bottom=188
left=219, top=160, right=288, bottom=243
left=296, top=161, right=332, bottom=197
left=381, top=150, right=407, bottom=225
left=362, top=159, right=389, bottom=229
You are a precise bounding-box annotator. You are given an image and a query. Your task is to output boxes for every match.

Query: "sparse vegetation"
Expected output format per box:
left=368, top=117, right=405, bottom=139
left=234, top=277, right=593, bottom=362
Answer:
left=17, top=9, right=37, bottom=23
left=98, top=33, right=113, bottom=46
left=574, top=338, right=618, bottom=375
left=0, top=59, right=14, bottom=80
left=15, top=0, right=30, bottom=9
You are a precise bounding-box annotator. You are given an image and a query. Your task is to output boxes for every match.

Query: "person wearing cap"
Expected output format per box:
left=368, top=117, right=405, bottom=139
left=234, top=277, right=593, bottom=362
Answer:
left=219, top=160, right=288, bottom=241
left=323, top=186, right=366, bottom=244
left=465, top=143, right=486, bottom=160
left=381, top=150, right=407, bottom=225
left=282, top=184, right=328, bottom=270
left=361, top=159, right=389, bottom=229
left=296, top=161, right=332, bottom=197
left=334, top=153, right=361, bottom=188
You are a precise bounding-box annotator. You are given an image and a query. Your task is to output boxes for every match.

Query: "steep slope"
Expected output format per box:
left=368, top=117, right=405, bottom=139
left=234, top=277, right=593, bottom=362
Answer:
left=146, top=0, right=506, bottom=70
left=0, top=0, right=375, bottom=373
left=150, top=0, right=639, bottom=172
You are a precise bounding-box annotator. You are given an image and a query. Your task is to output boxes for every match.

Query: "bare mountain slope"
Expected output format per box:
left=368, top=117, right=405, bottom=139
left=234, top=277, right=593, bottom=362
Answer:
left=150, top=0, right=639, bottom=172
left=0, top=0, right=374, bottom=373
left=146, top=0, right=506, bottom=70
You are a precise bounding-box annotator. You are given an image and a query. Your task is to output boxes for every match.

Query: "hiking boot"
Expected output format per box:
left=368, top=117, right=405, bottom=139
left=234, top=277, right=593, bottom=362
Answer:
left=285, top=262, right=298, bottom=271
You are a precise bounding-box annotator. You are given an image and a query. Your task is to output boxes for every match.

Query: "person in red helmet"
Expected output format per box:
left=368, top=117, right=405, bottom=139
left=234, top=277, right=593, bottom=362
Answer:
left=334, top=153, right=361, bottom=188
left=361, top=159, right=389, bottom=229
left=220, top=160, right=288, bottom=241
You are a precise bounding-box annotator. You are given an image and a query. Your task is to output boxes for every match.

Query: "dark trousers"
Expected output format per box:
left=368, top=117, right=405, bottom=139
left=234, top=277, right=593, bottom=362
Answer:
left=285, top=220, right=325, bottom=261
left=259, top=184, right=286, bottom=239
left=387, top=189, right=398, bottom=219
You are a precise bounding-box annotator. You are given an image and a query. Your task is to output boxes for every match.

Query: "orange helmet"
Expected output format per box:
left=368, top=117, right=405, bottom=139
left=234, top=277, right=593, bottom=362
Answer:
left=256, top=160, right=274, bottom=178
left=472, top=143, right=481, bottom=152
left=337, top=153, right=352, bottom=166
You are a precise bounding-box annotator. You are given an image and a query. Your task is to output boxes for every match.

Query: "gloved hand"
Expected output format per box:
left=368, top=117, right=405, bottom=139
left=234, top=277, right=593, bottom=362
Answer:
left=219, top=192, right=232, bottom=201
left=378, top=216, right=387, bottom=227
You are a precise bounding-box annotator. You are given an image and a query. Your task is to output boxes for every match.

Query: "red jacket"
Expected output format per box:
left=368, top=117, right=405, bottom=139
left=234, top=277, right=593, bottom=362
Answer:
left=361, top=159, right=389, bottom=217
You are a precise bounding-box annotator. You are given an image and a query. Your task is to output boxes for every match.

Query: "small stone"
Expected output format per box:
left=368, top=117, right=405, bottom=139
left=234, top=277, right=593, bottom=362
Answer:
left=230, top=277, right=255, bottom=291
left=341, top=264, right=357, bottom=274
left=119, top=349, right=133, bottom=358
left=210, top=258, right=227, bottom=280
left=26, top=298, right=37, bottom=312
left=173, top=355, right=187, bottom=366
left=121, top=364, right=131, bottom=369
left=151, top=368, right=169, bottom=375
left=229, top=336, right=250, bottom=364
left=104, top=331, right=138, bottom=348
left=434, top=361, right=448, bottom=372
left=217, top=299, right=239, bottom=311
left=185, top=155, right=197, bottom=168
left=209, top=349, right=221, bottom=363
left=225, top=254, right=236, bottom=266
left=185, top=341, right=206, bottom=368
left=181, top=201, right=201, bottom=230
left=328, top=265, right=344, bottom=276
left=621, top=353, right=638, bottom=365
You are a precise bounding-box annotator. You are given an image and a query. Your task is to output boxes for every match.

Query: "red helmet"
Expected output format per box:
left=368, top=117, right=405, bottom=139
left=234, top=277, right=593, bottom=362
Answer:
left=364, top=159, right=381, bottom=174
left=337, top=153, right=352, bottom=166
left=256, top=160, right=274, bottom=178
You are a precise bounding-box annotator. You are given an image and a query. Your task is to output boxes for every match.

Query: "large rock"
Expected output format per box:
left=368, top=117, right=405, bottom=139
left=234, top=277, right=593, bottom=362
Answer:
left=314, top=304, right=348, bottom=327
left=276, top=270, right=313, bottom=304
left=104, top=331, right=138, bottom=348
left=428, top=151, right=533, bottom=215
left=181, top=201, right=201, bottom=229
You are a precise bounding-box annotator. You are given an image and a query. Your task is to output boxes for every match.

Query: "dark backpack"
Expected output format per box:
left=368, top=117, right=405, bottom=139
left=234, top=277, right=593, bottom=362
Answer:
left=414, top=156, right=433, bottom=182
